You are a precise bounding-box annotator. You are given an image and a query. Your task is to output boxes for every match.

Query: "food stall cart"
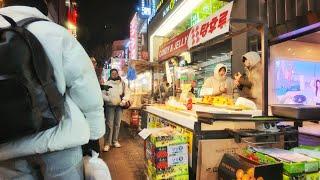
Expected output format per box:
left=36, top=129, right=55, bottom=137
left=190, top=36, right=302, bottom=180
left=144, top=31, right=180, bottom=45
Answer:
left=142, top=1, right=320, bottom=179
left=142, top=6, right=277, bottom=177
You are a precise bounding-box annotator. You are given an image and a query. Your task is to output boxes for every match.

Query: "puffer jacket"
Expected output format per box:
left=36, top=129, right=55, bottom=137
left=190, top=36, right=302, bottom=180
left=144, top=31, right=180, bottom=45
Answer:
left=201, top=63, right=233, bottom=96
left=239, top=51, right=263, bottom=108
left=102, top=79, right=130, bottom=106
left=0, top=6, right=105, bottom=161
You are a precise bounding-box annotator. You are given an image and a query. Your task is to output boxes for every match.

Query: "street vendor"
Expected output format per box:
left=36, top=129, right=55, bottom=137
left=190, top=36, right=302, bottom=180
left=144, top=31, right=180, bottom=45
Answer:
left=234, top=51, right=262, bottom=108
left=201, top=63, right=233, bottom=97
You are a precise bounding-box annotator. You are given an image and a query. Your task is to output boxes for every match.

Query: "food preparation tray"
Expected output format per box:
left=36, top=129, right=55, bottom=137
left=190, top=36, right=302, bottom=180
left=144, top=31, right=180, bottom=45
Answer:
left=271, top=105, right=320, bottom=120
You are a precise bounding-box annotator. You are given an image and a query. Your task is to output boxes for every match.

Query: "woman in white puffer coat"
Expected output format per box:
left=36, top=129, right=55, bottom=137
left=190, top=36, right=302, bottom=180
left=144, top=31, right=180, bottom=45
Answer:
left=102, top=69, right=130, bottom=151
left=0, top=3, right=105, bottom=179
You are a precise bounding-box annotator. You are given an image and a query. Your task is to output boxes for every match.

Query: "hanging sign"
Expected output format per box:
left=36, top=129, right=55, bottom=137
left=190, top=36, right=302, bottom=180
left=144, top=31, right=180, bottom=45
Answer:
left=158, top=29, right=190, bottom=61
left=157, top=1, right=234, bottom=62
left=187, top=1, right=233, bottom=48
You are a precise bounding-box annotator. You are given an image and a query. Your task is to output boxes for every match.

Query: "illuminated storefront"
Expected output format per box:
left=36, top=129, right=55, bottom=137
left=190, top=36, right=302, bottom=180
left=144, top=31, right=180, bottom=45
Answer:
left=147, top=0, right=230, bottom=98
left=66, top=0, right=77, bottom=38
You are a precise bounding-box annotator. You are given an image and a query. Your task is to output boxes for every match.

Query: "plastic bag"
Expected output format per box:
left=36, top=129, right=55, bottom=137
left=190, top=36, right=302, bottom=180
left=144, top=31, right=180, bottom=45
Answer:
left=235, top=97, right=257, bottom=110
left=83, top=151, right=112, bottom=180
left=127, top=66, right=137, bottom=80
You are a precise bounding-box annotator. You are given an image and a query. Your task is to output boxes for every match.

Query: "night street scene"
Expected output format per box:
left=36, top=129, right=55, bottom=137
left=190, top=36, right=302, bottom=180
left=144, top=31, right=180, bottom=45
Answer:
left=0, top=0, right=320, bottom=179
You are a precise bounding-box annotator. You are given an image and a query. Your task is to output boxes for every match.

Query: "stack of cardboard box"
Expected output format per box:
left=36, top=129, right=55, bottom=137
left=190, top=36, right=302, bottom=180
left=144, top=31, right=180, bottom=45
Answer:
left=144, top=128, right=189, bottom=179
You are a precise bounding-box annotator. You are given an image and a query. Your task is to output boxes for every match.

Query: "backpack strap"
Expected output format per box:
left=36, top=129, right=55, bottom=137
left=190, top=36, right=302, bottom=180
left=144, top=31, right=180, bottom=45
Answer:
left=121, top=81, right=125, bottom=98
left=17, top=17, right=48, bottom=28
left=16, top=18, right=63, bottom=121
left=0, top=14, right=17, bottom=27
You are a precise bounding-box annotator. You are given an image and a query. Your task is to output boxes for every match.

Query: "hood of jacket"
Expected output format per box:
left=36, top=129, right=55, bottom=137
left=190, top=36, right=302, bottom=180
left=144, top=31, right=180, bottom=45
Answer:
left=242, top=51, right=261, bottom=69
left=214, top=63, right=227, bottom=82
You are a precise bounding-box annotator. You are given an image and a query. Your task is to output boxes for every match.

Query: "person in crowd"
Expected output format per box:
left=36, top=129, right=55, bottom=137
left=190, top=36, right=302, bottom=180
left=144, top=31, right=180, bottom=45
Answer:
left=201, top=63, right=233, bottom=97
left=102, top=69, right=130, bottom=152
left=190, top=80, right=197, bottom=95
left=0, top=0, right=105, bottom=179
left=234, top=51, right=263, bottom=108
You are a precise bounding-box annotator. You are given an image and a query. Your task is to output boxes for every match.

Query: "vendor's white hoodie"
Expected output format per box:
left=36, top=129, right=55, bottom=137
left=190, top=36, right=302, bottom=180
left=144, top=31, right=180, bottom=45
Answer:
left=0, top=6, right=105, bottom=161
left=201, top=63, right=233, bottom=96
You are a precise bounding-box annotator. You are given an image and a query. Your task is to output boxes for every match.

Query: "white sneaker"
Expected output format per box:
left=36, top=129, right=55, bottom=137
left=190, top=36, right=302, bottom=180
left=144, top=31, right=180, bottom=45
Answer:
left=103, top=145, right=110, bottom=152
left=113, top=141, right=121, bottom=148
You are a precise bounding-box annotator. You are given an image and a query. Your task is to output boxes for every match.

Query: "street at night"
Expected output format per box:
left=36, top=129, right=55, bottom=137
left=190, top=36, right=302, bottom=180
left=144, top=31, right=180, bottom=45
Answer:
left=1, top=0, right=320, bottom=180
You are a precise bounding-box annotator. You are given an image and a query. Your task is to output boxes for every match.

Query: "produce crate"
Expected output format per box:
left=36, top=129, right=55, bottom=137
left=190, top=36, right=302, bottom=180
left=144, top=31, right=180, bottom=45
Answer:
left=218, top=153, right=283, bottom=180
left=283, top=172, right=320, bottom=180
left=145, top=128, right=189, bottom=179
left=245, top=149, right=320, bottom=176
left=146, top=160, right=189, bottom=180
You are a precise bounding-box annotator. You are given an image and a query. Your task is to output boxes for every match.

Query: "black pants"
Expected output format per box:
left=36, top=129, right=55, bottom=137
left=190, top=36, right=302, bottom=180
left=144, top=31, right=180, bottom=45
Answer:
left=82, top=140, right=100, bottom=156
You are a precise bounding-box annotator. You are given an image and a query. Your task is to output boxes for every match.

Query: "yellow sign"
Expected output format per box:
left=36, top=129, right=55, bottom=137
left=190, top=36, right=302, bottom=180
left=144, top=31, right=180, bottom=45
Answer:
left=156, top=0, right=165, bottom=10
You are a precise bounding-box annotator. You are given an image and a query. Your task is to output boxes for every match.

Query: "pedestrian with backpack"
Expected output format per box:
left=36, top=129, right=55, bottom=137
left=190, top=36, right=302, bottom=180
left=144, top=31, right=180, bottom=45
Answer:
left=0, top=0, right=105, bottom=179
left=102, top=69, right=130, bottom=152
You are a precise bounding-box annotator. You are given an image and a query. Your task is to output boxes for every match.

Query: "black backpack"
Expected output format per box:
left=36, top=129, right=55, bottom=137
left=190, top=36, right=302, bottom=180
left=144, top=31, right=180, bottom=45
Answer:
left=0, top=15, right=64, bottom=144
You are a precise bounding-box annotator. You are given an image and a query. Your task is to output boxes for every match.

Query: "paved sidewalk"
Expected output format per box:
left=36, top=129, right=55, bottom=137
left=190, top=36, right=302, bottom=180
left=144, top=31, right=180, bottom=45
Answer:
left=102, top=124, right=146, bottom=180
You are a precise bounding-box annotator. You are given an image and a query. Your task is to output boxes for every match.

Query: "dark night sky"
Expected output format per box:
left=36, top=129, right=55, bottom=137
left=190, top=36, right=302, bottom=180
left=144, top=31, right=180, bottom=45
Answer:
left=77, top=0, right=139, bottom=53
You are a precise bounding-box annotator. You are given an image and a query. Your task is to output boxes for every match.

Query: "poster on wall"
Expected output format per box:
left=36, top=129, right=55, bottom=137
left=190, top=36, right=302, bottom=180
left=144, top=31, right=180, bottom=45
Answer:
left=187, top=1, right=233, bottom=48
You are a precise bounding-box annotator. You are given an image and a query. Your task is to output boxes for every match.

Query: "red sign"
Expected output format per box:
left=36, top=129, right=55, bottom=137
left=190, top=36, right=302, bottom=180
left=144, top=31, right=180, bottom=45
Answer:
left=158, top=29, right=190, bottom=61
left=188, top=2, right=233, bottom=48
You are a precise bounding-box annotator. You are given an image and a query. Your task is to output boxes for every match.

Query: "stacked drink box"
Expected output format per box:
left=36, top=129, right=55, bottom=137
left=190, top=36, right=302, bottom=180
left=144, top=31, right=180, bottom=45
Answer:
left=145, top=128, right=189, bottom=180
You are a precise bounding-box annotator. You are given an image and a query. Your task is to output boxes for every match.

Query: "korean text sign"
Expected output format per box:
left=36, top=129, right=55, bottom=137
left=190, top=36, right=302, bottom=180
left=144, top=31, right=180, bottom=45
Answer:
left=187, top=1, right=233, bottom=48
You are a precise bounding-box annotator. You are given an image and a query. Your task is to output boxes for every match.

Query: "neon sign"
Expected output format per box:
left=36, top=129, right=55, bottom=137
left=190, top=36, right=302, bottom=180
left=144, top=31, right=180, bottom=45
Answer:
left=129, top=14, right=138, bottom=60
left=162, top=0, right=181, bottom=17
left=140, top=0, right=152, bottom=17
left=156, top=0, right=165, bottom=11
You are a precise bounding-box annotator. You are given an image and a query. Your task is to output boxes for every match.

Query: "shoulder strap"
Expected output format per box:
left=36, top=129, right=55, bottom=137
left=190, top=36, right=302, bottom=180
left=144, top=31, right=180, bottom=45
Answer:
left=17, top=17, right=48, bottom=28
left=0, top=15, right=48, bottom=27
left=122, top=81, right=125, bottom=96
left=17, top=18, right=62, bottom=120
left=0, top=14, right=17, bottom=27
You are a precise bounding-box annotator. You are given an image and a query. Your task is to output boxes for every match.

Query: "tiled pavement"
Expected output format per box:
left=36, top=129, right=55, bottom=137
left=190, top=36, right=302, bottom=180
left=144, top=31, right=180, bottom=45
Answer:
left=102, top=124, right=146, bottom=180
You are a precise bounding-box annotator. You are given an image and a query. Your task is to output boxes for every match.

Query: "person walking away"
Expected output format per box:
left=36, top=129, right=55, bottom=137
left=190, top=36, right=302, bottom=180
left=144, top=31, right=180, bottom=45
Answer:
left=201, top=63, right=233, bottom=97
left=0, top=1, right=105, bottom=179
left=102, top=69, right=130, bottom=152
left=234, top=51, right=263, bottom=108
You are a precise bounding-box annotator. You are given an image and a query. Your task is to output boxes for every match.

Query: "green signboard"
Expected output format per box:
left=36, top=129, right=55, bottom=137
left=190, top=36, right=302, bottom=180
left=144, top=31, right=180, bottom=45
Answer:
left=190, top=0, right=225, bottom=27
left=167, top=0, right=226, bottom=38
